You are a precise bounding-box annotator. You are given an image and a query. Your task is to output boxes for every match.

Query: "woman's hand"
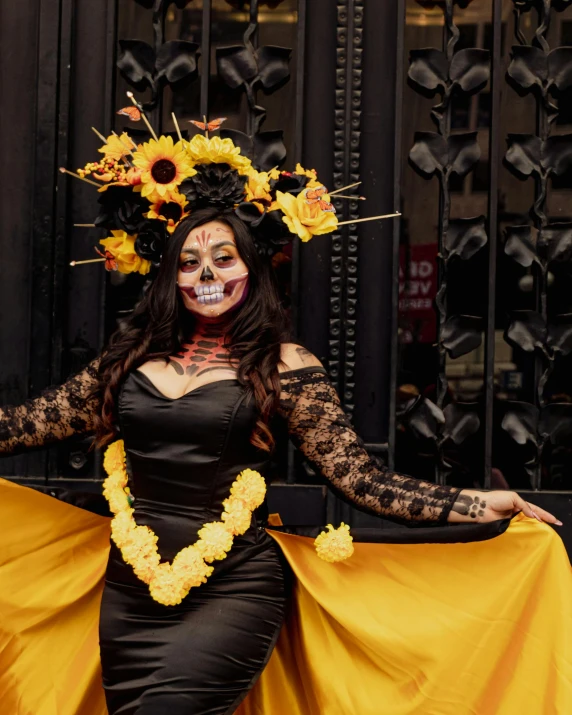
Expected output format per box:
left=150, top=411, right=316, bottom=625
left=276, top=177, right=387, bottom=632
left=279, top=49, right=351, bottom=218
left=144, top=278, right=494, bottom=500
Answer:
left=448, top=489, right=562, bottom=526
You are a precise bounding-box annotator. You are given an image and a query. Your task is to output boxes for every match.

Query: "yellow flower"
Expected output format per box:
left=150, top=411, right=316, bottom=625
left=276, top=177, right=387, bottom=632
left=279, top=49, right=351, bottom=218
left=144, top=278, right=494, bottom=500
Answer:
left=104, top=484, right=132, bottom=514
left=295, top=163, right=317, bottom=180
left=229, top=469, right=267, bottom=511
left=196, top=522, right=234, bottom=562
left=268, top=167, right=281, bottom=180
left=146, top=192, right=189, bottom=234
left=100, top=230, right=151, bottom=275
left=98, top=132, right=137, bottom=161
left=173, top=545, right=214, bottom=587
left=221, top=497, right=253, bottom=535
left=104, top=440, right=126, bottom=475
left=186, top=134, right=252, bottom=175
left=245, top=171, right=272, bottom=203
left=149, top=563, right=187, bottom=606
left=133, top=135, right=196, bottom=201
left=275, top=190, right=338, bottom=242
left=314, top=523, right=354, bottom=563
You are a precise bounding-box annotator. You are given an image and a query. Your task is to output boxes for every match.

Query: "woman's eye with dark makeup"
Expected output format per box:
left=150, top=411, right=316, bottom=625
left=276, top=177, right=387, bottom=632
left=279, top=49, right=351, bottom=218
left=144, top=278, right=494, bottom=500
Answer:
left=180, top=258, right=199, bottom=272
left=214, top=254, right=235, bottom=264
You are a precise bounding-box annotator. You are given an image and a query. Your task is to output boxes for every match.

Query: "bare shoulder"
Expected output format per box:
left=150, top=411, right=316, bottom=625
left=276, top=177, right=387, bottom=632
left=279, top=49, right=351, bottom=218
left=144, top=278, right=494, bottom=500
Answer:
left=279, top=343, right=324, bottom=373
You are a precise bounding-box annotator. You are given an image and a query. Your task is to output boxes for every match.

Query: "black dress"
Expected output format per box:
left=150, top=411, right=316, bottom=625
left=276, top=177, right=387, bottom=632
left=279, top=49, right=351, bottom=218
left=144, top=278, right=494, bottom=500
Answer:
left=0, top=362, right=461, bottom=714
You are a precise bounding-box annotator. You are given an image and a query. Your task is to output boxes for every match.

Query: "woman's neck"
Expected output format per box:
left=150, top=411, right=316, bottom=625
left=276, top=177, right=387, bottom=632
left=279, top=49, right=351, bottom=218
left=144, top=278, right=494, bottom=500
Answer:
left=189, top=316, right=230, bottom=344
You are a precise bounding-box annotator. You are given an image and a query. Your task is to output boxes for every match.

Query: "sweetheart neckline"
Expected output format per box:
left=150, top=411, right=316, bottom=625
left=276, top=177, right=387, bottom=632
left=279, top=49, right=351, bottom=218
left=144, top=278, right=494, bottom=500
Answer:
left=133, top=370, right=242, bottom=402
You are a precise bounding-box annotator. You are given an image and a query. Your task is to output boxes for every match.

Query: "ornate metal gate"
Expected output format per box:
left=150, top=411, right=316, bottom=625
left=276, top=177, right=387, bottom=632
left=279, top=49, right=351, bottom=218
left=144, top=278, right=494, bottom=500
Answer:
left=2, top=0, right=572, bottom=545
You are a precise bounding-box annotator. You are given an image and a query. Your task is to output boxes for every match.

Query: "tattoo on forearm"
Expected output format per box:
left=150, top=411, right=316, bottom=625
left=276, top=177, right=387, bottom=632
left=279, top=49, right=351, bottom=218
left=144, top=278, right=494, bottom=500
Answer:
left=452, top=494, right=487, bottom=519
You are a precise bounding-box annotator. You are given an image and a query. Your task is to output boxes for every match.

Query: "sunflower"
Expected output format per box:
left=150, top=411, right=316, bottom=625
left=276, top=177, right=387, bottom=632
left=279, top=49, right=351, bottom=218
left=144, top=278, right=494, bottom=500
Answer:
left=146, top=192, right=189, bottom=234
left=133, top=136, right=196, bottom=202
left=186, top=135, right=252, bottom=175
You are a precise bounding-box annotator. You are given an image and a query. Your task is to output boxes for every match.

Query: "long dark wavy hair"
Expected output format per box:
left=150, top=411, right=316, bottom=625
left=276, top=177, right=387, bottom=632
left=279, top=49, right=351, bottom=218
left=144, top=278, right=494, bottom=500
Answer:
left=94, top=207, right=290, bottom=452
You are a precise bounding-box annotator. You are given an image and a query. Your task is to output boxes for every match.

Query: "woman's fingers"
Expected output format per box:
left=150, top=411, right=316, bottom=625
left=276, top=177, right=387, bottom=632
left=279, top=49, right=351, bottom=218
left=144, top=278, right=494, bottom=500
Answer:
left=513, top=495, right=562, bottom=526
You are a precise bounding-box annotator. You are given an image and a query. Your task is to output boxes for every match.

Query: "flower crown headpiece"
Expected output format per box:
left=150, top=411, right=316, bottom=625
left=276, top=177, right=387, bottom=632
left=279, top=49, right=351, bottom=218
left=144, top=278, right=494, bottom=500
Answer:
left=64, top=94, right=399, bottom=275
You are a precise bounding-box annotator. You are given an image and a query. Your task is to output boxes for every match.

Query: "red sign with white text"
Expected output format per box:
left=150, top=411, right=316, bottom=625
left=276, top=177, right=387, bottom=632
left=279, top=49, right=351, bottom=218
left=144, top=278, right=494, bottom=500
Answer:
left=399, top=244, right=437, bottom=344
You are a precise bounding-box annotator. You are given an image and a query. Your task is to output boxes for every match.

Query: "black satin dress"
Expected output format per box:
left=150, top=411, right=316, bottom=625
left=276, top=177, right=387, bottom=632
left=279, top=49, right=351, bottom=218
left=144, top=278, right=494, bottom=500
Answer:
left=99, top=371, right=289, bottom=715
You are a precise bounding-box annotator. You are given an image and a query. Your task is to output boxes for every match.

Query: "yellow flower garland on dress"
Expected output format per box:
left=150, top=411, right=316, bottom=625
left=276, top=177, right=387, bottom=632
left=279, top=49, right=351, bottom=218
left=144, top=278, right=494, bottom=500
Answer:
left=102, top=440, right=266, bottom=606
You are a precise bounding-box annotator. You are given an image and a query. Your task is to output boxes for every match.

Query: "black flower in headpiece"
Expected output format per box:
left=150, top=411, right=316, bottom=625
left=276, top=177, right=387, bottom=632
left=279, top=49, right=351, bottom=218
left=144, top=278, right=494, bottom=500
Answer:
left=235, top=202, right=291, bottom=258
left=134, top=219, right=168, bottom=266
left=270, top=172, right=309, bottom=196
left=95, top=186, right=148, bottom=234
left=179, top=163, right=247, bottom=209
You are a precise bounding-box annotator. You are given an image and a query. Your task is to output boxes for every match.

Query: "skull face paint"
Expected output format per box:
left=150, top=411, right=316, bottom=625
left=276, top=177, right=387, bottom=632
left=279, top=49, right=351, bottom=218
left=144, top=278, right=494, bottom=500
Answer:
left=177, top=220, right=249, bottom=320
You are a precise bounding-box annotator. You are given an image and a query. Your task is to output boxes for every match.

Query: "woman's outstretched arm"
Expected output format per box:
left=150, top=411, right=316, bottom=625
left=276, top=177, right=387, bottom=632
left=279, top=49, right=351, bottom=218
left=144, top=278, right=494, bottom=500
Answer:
left=278, top=345, right=561, bottom=526
left=0, top=359, right=100, bottom=455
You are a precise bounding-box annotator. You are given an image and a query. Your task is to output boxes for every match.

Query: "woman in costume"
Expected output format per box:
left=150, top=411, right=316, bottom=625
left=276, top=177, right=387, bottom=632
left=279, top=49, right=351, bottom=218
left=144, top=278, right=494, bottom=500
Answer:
left=0, top=124, right=570, bottom=715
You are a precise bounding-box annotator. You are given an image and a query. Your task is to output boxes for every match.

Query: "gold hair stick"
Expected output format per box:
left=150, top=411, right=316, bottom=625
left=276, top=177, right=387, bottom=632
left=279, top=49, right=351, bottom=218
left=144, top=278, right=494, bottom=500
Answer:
left=337, top=212, right=401, bottom=226
left=59, top=168, right=100, bottom=187
left=70, top=258, right=106, bottom=267
left=329, top=182, right=362, bottom=196
left=172, top=112, right=183, bottom=142
left=126, top=92, right=158, bottom=141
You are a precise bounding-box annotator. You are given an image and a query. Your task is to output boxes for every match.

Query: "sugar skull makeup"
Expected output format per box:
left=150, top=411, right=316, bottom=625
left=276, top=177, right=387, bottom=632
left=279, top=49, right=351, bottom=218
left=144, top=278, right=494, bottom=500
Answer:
left=177, top=220, right=249, bottom=319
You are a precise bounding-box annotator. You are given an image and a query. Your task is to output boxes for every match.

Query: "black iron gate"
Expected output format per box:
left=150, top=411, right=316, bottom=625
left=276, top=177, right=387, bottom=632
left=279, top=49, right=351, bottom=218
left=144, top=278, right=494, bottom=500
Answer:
left=2, top=0, right=572, bottom=546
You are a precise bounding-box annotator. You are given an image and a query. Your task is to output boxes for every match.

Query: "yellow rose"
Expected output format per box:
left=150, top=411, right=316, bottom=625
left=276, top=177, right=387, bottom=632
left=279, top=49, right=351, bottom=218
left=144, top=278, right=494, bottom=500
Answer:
left=275, top=190, right=338, bottom=242
left=100, top=230, right=151, bottom=275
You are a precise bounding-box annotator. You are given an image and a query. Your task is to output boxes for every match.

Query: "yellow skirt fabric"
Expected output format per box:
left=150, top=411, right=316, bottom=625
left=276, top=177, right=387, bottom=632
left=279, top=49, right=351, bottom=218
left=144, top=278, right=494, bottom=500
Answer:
left=1, top=478, right=571, bottom=715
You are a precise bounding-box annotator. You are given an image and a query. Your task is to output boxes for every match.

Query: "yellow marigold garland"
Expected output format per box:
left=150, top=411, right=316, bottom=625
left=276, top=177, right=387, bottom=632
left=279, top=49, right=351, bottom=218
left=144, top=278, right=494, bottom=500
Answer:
left=102, top=439, right=266, bottom=606
left=314, top=522, right=354, bottom=563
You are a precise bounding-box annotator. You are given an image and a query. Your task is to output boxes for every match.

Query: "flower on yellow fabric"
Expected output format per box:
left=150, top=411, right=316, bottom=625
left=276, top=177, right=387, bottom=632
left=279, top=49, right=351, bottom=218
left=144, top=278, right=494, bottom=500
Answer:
left=314, top=523, right=354, bottom=563
left=275, top=190, right=339, bottom=242
left=98, top=132, right=138, bottom=161
left=99, top=230, right=151, bottom=275
left=229, top=469, right=267, bottom=511
left=245, top=171, right=272, bottom=203
left=221, top=497, right=253, bottom=535
left=146, top=192, right=189, bottom=234
left=196, top=522, right=234, bottom=562
left=186, top=134, right=252, bottom=175
left=133, top=135, right=196, bottom=201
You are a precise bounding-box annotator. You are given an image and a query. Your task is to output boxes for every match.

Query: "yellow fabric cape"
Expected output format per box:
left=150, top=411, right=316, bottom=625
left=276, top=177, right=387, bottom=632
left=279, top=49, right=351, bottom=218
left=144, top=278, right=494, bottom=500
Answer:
left=1, top=478, right=571, bottom=715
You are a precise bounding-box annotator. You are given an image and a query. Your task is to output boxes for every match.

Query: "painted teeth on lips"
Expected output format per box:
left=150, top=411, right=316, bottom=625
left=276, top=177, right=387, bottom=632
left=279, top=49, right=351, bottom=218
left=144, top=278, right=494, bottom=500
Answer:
left=195, top=283, right=225, bottom=305
left=195, top=283, right=225, bottom=296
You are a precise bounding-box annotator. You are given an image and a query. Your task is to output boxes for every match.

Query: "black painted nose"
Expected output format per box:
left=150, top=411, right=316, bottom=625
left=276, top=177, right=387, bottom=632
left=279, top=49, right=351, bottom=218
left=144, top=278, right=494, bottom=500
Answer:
left=200, top=266, right=214, bottom=282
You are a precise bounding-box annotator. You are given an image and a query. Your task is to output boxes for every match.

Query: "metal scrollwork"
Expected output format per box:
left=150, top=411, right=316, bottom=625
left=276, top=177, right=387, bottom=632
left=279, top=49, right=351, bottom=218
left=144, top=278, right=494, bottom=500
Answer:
left=329, top=0, right=363, bottom=414
left=406, top=0, right=489, bottom=481
left=216, top=0, right=292, bottom=170
left=118, top=0, right=199, bottom=112
left=502, top=0, right=572, bottom=485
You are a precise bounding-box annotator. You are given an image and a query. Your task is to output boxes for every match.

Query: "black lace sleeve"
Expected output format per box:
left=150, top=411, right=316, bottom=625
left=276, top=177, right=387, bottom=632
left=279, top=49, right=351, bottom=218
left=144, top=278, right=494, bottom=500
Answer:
left=0, top=360, right=100, bottom=456
left=279, top=368, right=461, bottom=525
